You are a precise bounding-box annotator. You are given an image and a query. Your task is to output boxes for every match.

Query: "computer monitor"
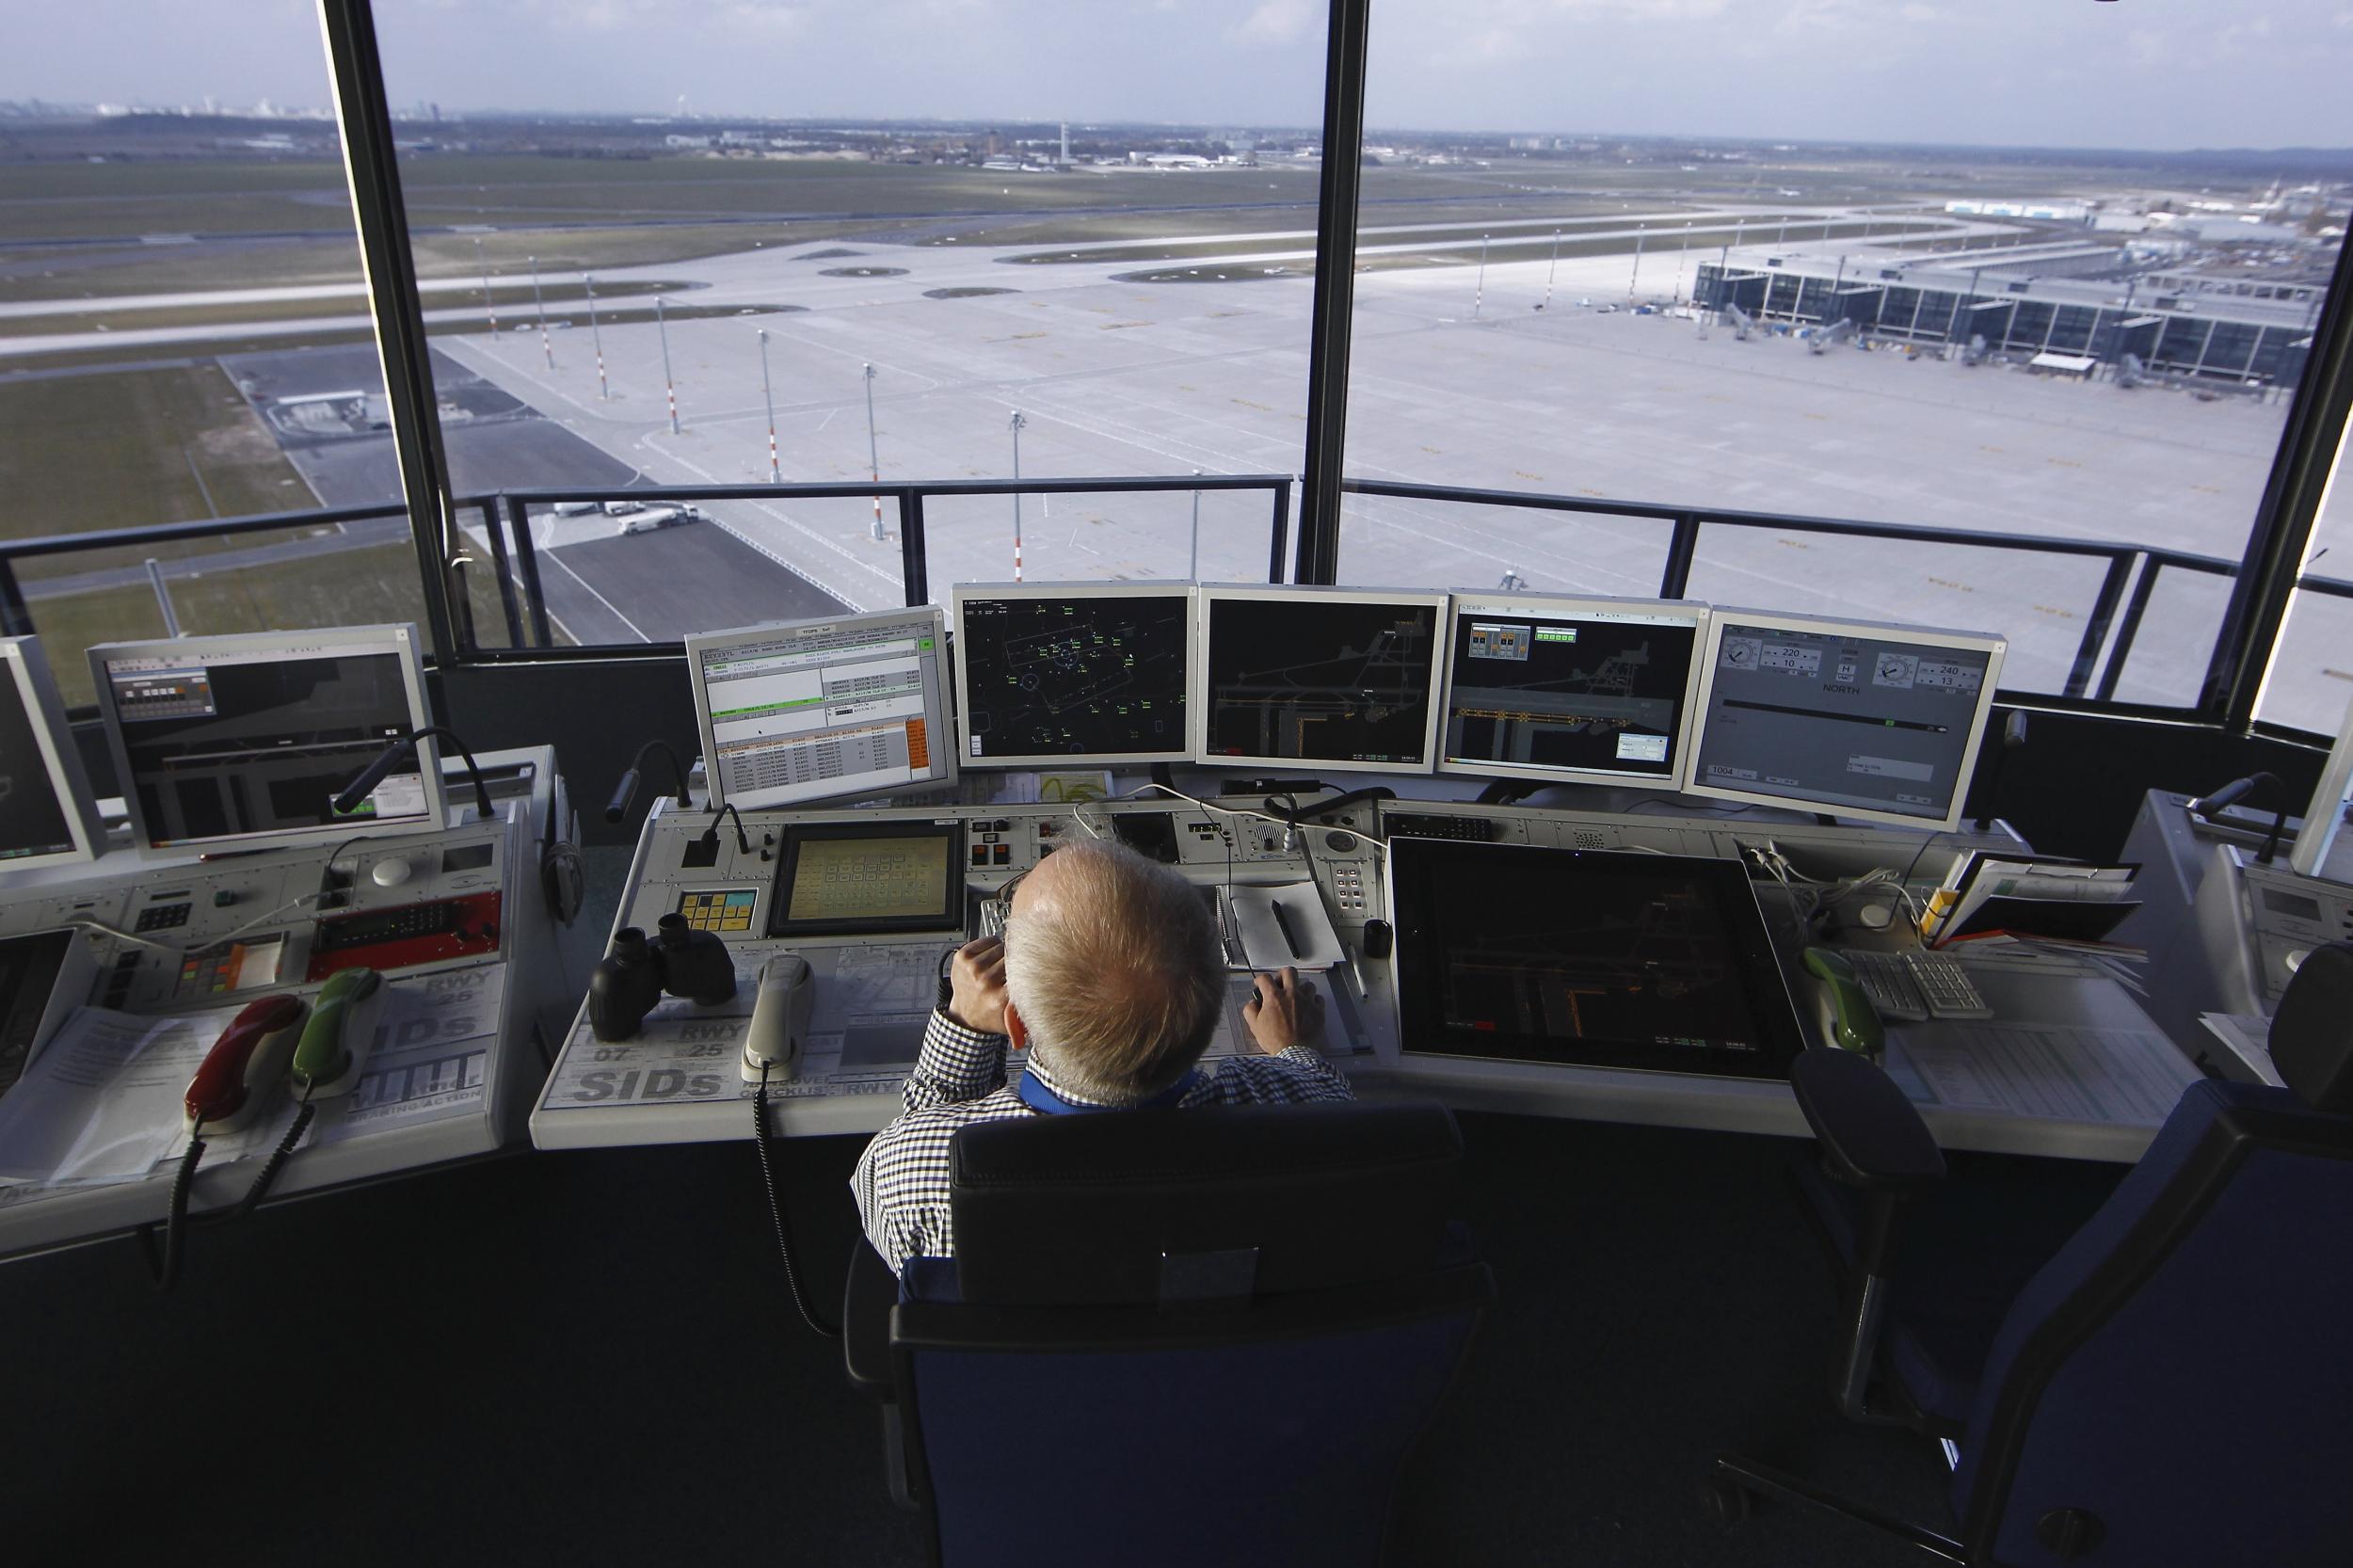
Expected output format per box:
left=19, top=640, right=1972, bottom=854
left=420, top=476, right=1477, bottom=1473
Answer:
left=0, top=637, right=102, bottom=871
left=1437, top=593, right=1709, bottom=792
left=89, top=625, right=443, bottom=856
left=1387, top=839, right=1806, bottom=1080
left=2290, top=685, right=2353, bottom=879
left=1193, top=585, right=1448, bottom=775
left=952, top=583, right=1193, bottom=767
left=1687, top=610, right=2006, bottom=830
left=687, top=606, right=956, bottom=812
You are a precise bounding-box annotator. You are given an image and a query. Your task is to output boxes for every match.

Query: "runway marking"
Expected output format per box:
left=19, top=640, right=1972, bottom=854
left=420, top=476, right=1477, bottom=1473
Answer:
left=634, top=429, right=901, bottom=603
left=545, top=550, right=651, bottom=642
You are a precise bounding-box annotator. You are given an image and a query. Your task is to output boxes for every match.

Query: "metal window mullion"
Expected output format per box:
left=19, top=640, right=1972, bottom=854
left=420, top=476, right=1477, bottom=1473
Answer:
left=1295, top=0, right=1370, bottom=585
left=2201, top=230, right=2353, bottom=725
left=315, top=0, right=463, bottom=665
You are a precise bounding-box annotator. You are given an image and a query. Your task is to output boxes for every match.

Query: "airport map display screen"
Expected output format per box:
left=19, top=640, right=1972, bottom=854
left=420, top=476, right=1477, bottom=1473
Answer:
left=0, top=664, right=76, bottom=864
left=1201, top=593, right=1441, bottom=768
left=1441, top=599, right=1702, bottom=786
left=772, top=820, right=963, bottom=936
left=1390, top=840, right=1804, bottom=1080
left=692, top=609, right=953, bottom=812
left=957, top=590, right=1190, bottom=764
left=97, top=637, right=433, bottom=850
left=1692, top=621, right=1997, bottom=824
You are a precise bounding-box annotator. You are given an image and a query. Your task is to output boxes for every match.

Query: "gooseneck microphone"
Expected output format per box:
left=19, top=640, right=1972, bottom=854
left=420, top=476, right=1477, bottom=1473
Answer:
left=2188, top=772, right=2288, bottom=865
left=334, top=727, right=494, bottom=823
left=605, top=739, right=696, bottom=824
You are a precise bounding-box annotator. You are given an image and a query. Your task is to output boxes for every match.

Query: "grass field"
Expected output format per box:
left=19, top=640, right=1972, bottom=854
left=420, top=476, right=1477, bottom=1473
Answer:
left=0, top=363, right=320, bottom=577
left=26, top=542, right=525, bottom=708
left=0, top=279, right=686, bottom=340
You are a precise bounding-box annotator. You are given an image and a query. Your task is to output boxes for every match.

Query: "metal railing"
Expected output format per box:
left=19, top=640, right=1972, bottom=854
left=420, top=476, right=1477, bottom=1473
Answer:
left=1337, top=477, right=2295, bottom=707
left=1, top=470, right=2343, bottom=722
left=0, top=474, right=1293, bottom=662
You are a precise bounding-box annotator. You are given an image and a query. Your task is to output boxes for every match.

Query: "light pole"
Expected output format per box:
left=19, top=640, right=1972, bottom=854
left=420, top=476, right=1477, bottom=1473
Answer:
left=584, top=273, right=609, bottom=400
left=1008, top=409, right=1027, bottom=582
left=1541, top=229, right=1560, bottom=311
left=528, top=255, right=552, bottom=369
left=1473, top=233, right=1489, bottom=319
left=655, top=295, right=680, bottom=435
left=1629, top=224, right=1644, bottom=298
left=863, top=362, right=885, bottom=541
left=757, top=328, right=779, bottom=484
left=1190, top=468, right=1203, bottom=579
left=1678, top=220, right=1692, bottom=305
left=474, top=237, right=498, bottom=334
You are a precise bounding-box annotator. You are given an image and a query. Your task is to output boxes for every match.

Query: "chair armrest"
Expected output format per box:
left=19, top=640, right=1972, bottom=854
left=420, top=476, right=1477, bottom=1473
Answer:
left=842, top=1240, right=899, bottom=1404
left=1790, top=1047, right=1946, bottom=1192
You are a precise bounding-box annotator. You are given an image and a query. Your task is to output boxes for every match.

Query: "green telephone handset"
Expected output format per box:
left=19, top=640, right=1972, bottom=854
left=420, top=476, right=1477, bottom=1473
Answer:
left=1801, top=947, right=1884, bottom=1056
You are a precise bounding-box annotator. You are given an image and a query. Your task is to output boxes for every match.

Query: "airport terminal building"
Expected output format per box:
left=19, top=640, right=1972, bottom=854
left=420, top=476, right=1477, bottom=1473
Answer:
left=1695, top=245, right=2318, bottom=389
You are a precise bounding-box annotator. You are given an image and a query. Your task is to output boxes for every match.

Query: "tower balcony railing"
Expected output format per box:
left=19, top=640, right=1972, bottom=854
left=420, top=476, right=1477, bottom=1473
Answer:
left=0, top=473, right=2344, bottom=726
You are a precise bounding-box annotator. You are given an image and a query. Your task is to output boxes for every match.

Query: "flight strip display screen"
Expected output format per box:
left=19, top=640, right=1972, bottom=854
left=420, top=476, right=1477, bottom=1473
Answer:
left=1199, top=592, right=1442, bottom=770
left=956, top=591, right=1190, bottom=764
left=1389, top=840, right=1804, bottom=1080
left=1441, top=600, right=1702, bottom=787
left=0, top=658, right=76, bottom=864
left=771, top=820, right=964, bottom=937
left=692, top=609, right=953, bottom=812
left=96, top=636, right=434, bottom=850
left=1691, top=620, right=1999, bottom=826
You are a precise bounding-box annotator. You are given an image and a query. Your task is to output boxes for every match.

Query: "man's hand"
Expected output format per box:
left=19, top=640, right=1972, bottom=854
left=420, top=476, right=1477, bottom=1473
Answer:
left=945, top=935, right=1010, bottom=1035
left=1243, top=966, right=1323, bottom=1053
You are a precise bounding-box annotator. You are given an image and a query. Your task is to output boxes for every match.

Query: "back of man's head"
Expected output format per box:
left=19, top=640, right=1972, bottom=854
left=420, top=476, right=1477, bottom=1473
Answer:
left=1002, top=838, right=1225, bottom=1105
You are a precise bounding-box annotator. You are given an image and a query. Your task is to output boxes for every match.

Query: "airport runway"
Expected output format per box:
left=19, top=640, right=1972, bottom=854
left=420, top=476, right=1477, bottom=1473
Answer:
left=419, top=225, right=2297, bottom=710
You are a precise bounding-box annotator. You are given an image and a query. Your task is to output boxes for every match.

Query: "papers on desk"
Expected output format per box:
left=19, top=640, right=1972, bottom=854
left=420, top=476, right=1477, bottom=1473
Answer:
left=0, top=964, right=506, bottom=1191
left=2200, top=1013, right=2285, bottom=1088
left=1225, top=882, right=1344, bottom=972
left=1927, top=854, right=2139, bottom=947
left=1882, top=1020, right=2201, bottom=1127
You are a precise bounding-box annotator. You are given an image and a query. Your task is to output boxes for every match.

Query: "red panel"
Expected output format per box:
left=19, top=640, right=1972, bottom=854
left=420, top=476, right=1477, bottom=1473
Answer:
left=306, top=891, right=504, bottom=982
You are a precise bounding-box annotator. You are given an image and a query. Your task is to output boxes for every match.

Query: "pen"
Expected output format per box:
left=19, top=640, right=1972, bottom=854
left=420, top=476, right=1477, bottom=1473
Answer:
left=1271, top=898, right=1304, bottom=959
left=1341, top=943, right=1368, bottom=1000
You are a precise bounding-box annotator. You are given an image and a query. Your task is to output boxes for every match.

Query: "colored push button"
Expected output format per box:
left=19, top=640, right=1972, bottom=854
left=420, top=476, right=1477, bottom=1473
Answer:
left=971, top=847, right=989, bottom=866
left=993, top=845, right=1012, bottom=866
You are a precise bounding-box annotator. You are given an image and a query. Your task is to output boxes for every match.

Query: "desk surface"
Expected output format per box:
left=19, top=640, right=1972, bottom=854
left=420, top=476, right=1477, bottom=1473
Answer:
left=0, top=747, right=569, bottom=1263
left=532, top=792, right=2198, bottom=1164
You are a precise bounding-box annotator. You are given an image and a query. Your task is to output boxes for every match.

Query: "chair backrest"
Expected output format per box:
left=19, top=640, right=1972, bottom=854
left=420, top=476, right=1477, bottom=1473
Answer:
left=1954, top=942, right=2353, bottom=1567
left=893, top=1100, right=1492, bottom=1568
left=943, top=1098, right=1467, bottom=1306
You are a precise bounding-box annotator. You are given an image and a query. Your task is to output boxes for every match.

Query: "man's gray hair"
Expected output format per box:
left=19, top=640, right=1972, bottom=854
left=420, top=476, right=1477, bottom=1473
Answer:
left=1002, top=837, right=1226, bottom=1105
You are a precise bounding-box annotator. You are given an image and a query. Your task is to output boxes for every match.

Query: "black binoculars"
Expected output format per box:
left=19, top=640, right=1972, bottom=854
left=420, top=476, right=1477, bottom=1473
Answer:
left=587, top=914, right=739, bottom=1041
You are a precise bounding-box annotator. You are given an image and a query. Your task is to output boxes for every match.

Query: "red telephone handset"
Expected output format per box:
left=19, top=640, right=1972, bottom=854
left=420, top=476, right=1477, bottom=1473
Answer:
left=183, top=995, right=310, bottom=1133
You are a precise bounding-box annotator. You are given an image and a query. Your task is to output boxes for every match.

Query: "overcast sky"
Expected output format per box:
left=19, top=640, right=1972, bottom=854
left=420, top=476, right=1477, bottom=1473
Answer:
left=6, top=0, right=2350, bottom=151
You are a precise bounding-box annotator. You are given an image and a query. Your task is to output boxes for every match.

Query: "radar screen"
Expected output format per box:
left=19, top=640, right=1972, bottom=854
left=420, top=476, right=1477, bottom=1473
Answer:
left=771, top=820, right=964, bottom=937
left=1442, top=600, right=1702, bottom=785
left=1389, top=840, right=1803, bottom=1080
left=957, top=592, right=1190, bottom=763
left=1201, top=594, right=1441, bottom=767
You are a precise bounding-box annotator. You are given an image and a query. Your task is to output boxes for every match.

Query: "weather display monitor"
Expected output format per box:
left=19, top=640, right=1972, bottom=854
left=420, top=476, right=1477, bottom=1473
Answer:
left=688, top=607, right=955, bottom=812
left=0, top=637, right=102, bottom=871
left=1689, top=612, right=2006, bottom=830
left=1439, top=595, right=1708, bottom=790
left=770, top=819, right=965, bottom=937
left=90, top=626, right=441, bottom=855
left=953, top=584, right=1193, bottom=766
left=1389, top=840, right=1805, bottom=1080
left=1193, top=586, right=1448, bottom=774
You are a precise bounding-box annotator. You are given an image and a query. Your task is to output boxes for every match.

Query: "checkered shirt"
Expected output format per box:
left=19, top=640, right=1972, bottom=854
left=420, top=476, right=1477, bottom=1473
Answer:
left=850, top=1008, right=1353, bottom=1276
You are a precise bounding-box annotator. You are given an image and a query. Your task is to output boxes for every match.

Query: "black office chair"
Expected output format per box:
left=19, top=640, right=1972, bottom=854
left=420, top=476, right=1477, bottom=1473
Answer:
left=1711, top=940, right=2353, bottom=1566
left=841, top=1100, right=1494, bottom=1568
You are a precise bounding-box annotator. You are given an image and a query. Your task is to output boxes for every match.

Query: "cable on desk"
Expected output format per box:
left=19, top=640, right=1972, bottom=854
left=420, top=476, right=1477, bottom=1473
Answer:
left=232, top=1092, right=316, bottom=1222
left=753, top=1063, right=840, bottom=1339
left=142, top=1130, right=207, bottom=1292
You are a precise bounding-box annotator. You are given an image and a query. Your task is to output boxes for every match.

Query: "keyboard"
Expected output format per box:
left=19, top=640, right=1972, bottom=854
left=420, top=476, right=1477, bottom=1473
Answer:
left=1846, top=950, right=1993, bottom=1022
